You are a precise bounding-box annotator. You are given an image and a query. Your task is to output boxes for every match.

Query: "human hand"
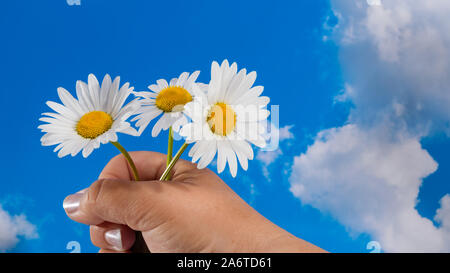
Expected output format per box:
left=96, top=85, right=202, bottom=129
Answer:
left=63, top=151, right=325, bottom=253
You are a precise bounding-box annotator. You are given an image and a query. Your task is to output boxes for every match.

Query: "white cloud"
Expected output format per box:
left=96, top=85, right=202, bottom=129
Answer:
left=257, top=149, right=282, bottom=181
left=436, top=195, right=450, bottom=232
left=366, top=0, right=381, bottom=7
left=0, top=205, right=38, bottom=252
left=279, top=125, right=295, bottom=141
left=257, top=125, right=294, bottom=180
left=290, top=124, right=450, bottom=252
left=256, top=149, right=282, bottom=167
left=330, top=0, right=450, bottom=134
left=288, top=0, right=450, bottom=252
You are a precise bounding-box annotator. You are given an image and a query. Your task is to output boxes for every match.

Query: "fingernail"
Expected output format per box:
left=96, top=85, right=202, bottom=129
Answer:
left=105, top=229, right=123, bottom=250
left=63, top=192, right=84, bottom=214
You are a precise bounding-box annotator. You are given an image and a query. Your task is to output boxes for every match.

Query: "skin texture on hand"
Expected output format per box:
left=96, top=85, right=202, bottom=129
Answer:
left=63, top=151, right=326, bottom=253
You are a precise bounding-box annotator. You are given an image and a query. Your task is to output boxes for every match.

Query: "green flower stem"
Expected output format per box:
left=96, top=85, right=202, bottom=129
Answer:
left=160, top=142, right=189, bottom=181
left=165, top=127, right=174, bottom=180
left=111, top=141, right=148, bottom=253
left=111, top=141, right=140, bottom=181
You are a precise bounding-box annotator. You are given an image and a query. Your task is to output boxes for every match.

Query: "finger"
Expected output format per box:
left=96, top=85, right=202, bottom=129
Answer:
left=90, top=222, right=135, bottom=251
left=63, top=178, right=180, bottom=230
left=99, top=151, right=196, bottom=181
left=99, top=248, right=130, bottom=253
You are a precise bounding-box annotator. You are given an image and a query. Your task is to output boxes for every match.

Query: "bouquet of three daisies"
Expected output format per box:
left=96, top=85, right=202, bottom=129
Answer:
left=39, top=60, right=270, bottom=181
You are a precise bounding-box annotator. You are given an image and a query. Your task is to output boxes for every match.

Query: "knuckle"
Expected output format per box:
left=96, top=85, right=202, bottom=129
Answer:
left=124, top=183, right=159, bottom=230
left=86, top=179, right=116, bottom=207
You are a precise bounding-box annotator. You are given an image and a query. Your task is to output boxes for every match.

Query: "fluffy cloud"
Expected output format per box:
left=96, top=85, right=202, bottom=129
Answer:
left=435, top=195, right=450, bottom=232
left=290, top=124, right=450, bottom=252
left=279, top=125, right=295, bottom=141
left=331, top=0, right=450, bottom=134
left=257, top=125, right=294, bottom=180
left=0, top=205, right=38, bottom=252
left=257, top=149, right=282, bottom=168
left=256, top=149, right=282, bottom=181
left=289, top=0, right=450, bottom=252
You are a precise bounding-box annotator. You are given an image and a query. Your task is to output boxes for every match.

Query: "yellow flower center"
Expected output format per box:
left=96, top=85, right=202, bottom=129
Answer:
left=155, top=86, right=192, bottom=112
left=207, top=103, right=237, bottom=136
left=76, top=111, right=113, bottom=139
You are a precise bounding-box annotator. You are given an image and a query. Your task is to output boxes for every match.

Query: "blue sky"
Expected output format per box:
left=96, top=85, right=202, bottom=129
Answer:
left=1, top=0, right=449, bottom=253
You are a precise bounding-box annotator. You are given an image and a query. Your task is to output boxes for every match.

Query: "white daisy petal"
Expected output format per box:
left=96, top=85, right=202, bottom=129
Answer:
left=224, top=141, right=238, bottom=177
left=39, top=74, right=140, bottom=158
left=235, top=139, right=254, bottom=160
left=217, top=141, right=227, bottom=174
left=247, top=134, right=266, bottom=148
left=219, top=61, right=236, bottom=102
left=118, top=125, right=139, bottom=137
left=191, top=140, right=208, bottom=163
left=113, top=98, right=140, bottom=121
left=180, top=123, right=196, bottom=143
left=107, top=76, right=120, bottom=112
left=100, top=74, right=112, bottom=110
left=188, top=141, right=201, bottom=157
left=38, top=124, right=74, bottom=134
left=172, top=115, right=188, bottom=133
left=41, top=134, right=74, bottom=146
left=176, top=72, right=189, bottom=87
left=180, top=60, right=269, bottom=176
left=111, top=82, right=131, bottom=117
left=255, top=96, right=270, bottom=108
left=132, top=105, right=159, bottom=116
left=88, top=74, right=101, bottom=109
left=151, top=113, right=168, bottom=137
left=185, top=71, right=200, bottom=87
left=70, top=139, right=87, bottom=157
left=208, top=61, right=222, bottom=103
left=58, top=140, right=76, bottom=158
left=76, top=80, right=95, bottom=112
left=197, top=141, right=217, bottom=169
left=57, top=87, right=84, bottom=116
left=82, top=142, right=94, bottom=158
left=53, top=143, right=64, bottom=153
left=169, top=78, right=178, bottom=87
left=190, top=84, right=208, bottom=104
left=133, top=91, right=157, bottom=99
left=148, top=84, right=161, bottom=92
left=133, top=71, right=204, bottom=136
left=197, top=82, right=209, bottom=92
left=238, top=109, right=270, bottom=122
left=238, top=86, right=264, bottom=106
left=39, top=117, right=75, bottom=128
left=157, top=79, right=169, bottom=89
left=42, top=112, right=74, bottom=123
left=228, top=71, right=256, bottom=103
left=226, top=69, right=246, bottom=104
left=109, top=132, right=119, bottom=142
left=46, top=101, right=78, bottom=121
left=230, top=140, right=249, bottom=170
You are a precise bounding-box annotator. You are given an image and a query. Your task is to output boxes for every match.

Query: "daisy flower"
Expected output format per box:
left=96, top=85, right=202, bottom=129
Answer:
left=179, top=60, right=270, bottom=177
left=131, top=71, right=205, bottom=137
left=38, top=74, right=141, bottom=159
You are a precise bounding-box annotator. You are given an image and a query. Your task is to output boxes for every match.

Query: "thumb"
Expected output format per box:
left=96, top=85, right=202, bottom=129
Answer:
left=63, top=179, right=167, bottom=231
